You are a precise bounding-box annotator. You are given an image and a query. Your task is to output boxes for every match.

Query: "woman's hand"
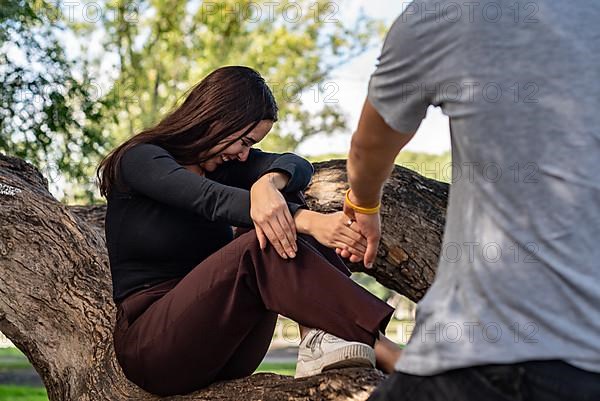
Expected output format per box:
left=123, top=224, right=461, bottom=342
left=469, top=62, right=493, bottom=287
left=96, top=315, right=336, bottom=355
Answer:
left=304, top=211, right=368, bottom=257
left=336, top=212, right=381, bottom=267
left=250, top=173, right=298, bottom=259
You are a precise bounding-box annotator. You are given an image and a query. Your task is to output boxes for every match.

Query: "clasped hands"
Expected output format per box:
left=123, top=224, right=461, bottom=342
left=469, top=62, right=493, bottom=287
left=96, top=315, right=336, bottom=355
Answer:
left=250, top=173, right=379, bottom=268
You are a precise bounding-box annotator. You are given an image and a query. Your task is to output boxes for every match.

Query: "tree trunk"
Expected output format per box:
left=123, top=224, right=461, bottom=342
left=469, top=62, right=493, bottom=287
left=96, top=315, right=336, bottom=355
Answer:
left=0, top=153, right=448, bottom=400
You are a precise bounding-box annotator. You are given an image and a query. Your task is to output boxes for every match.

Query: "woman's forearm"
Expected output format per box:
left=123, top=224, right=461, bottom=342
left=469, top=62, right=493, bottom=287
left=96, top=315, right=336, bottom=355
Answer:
left=259, top=171, right=290, bottom=191
left=294, top=208, right=319, bottom=235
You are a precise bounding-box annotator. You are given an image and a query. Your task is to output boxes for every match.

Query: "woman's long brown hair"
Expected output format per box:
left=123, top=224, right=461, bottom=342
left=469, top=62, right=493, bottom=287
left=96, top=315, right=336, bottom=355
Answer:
left=96, top=66, right=278, bottom=198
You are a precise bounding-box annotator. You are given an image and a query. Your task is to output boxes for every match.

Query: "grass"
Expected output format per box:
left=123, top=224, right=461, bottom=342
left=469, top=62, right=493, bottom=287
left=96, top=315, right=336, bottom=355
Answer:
left=0, top=348, right=25, bottom=357
left=0, top=347, right=34, bottom=371
left=254, top=362, right=296, bottom=376
left=0, top=348, right=48, bottom=401
left=0, top=347, right=294, bottom=400
left=0, top=362, right=295, bottom=401
left=0, top=385, right=48, bottom=401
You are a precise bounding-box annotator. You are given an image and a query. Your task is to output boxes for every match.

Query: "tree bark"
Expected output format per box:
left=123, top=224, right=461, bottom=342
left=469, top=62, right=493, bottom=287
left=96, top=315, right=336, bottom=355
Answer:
left=0, top=153, right=448, bottom=400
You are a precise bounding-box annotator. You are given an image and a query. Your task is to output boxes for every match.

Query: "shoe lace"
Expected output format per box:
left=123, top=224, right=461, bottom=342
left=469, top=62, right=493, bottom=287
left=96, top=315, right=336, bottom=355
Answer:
left=306, top=329, right=326, bottom=352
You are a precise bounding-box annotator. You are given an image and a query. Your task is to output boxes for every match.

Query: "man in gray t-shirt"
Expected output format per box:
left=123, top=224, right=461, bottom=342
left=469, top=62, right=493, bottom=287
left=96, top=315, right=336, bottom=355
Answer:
left=342, top=1, right=600, bottom=399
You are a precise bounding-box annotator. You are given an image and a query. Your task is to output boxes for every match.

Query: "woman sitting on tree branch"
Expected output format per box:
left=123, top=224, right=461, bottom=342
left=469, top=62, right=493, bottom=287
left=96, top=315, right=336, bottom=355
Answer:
left=96, top=65, right=401, bottom=397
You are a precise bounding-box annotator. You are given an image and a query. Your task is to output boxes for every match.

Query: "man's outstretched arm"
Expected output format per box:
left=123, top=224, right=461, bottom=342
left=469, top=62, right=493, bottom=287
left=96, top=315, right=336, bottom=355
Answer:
left=345, top=98, right=416, bottom=268
left=348, top=98, right=416, bottom=207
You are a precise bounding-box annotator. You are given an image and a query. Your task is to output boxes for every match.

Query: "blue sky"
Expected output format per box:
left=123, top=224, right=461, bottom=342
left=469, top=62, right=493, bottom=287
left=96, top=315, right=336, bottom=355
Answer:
left=297, top=0, right=451, bottom=156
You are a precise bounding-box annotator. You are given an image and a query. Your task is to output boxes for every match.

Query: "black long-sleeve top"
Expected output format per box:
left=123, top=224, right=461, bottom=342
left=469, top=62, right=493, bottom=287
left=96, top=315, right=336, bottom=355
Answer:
left=105, top=143, right=314, bottom=303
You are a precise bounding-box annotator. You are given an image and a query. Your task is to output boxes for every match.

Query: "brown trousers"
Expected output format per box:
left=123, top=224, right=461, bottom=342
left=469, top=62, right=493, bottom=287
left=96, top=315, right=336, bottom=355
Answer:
left=113, top=228, right=395, bottom=396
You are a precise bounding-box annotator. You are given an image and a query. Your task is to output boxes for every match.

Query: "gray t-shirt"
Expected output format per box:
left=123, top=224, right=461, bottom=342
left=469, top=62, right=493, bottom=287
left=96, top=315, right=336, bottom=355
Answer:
left=368, top=0, right=600, bottom=375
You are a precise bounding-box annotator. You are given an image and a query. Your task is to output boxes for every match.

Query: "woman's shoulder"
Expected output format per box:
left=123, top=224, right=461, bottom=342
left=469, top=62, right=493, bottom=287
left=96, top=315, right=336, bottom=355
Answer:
left=113, top=143, right=171, bottom=197
left=121, top=143, right=174, bottom=168
left=124, top=142, right=168, bottom=157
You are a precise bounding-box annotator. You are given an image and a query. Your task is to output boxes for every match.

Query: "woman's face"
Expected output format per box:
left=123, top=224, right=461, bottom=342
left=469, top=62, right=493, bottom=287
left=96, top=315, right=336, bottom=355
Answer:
left=200, top=119, right=273, bottom=172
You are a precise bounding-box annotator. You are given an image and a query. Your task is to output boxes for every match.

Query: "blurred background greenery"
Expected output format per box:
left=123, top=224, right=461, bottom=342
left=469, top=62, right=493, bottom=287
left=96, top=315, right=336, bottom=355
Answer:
left=2, top=0, right=385, bottom=203
left=1, top=0, right=449, bottom=204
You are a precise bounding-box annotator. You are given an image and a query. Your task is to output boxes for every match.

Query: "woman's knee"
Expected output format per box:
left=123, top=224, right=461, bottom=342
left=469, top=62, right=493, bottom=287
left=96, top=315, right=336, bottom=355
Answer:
left=297, top=234, right=352, bottom=277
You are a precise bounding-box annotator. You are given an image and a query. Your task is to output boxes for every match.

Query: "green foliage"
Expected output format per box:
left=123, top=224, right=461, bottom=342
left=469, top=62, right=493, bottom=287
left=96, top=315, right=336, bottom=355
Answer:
left=87, top=0, right=384, bottom=150
left=306, top=150, right=452, bottom=183
left=395, top=150, right=452, bottom=183
left=0, top=0, right=118, bottom=204
left=304, top=152, right=347, bottom=163
left=1, top=0, right=384, bottom=203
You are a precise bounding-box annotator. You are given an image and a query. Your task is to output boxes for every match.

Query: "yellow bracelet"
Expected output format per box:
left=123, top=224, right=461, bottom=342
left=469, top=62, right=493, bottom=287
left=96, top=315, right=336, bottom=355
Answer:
left=344, top=188, right=381, bottom=215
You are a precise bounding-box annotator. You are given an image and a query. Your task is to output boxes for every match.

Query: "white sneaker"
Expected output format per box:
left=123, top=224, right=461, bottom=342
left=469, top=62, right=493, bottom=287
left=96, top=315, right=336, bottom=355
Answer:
left=294, top=329, right=376, bottom=379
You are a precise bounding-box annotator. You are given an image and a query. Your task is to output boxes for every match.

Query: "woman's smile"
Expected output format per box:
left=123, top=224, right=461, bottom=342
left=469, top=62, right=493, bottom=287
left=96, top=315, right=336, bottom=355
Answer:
left=199, top=120, right=273, bottom=172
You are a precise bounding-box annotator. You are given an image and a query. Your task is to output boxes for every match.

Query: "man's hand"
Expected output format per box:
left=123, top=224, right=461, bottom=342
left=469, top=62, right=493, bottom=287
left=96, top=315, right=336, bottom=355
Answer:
left=351, top=212, right=381, bottom=268
left=341, top=98, right=416, bottom=268
left=336, top=193, right=381, bottom=268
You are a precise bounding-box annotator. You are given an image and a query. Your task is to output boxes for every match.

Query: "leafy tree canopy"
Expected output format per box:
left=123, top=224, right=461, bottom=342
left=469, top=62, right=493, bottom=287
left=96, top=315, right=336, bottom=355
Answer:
left=1, top=0, right=385, bottom=203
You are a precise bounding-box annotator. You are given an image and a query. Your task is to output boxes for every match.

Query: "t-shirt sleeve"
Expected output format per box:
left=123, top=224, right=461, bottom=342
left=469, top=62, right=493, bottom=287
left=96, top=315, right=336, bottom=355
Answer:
left=367, top=10, right=436, bottom=134
left=119, top=144, right=305, bottom=227
left=205, top=148, right=314, bottom=193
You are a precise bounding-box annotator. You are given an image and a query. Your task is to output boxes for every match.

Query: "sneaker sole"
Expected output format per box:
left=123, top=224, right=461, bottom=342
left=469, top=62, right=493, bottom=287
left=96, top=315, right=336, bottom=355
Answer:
left=294, top=344, right=376, bottom=379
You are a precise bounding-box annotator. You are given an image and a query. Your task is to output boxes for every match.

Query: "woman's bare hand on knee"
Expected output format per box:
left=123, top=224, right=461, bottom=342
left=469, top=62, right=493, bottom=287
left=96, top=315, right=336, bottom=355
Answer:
left=250, top=173, right=297, bottom=259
